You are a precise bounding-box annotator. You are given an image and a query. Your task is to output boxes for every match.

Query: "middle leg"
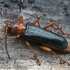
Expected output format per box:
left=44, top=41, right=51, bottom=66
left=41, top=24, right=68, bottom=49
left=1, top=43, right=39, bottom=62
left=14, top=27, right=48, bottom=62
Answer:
left=25, top=40, right=41, bottom=65
left=32, top=19, right=40, bottom=27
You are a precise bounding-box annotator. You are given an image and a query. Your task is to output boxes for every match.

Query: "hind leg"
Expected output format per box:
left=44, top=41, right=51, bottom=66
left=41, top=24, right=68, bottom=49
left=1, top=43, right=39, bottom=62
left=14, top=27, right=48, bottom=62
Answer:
left=43, top=21, right=69, bottom=35
left=39, top=45, right=69, bottom=65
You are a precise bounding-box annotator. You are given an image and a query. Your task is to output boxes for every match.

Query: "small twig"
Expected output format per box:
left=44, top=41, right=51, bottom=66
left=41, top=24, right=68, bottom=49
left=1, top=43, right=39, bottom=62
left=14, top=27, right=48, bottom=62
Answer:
left=32, top=4, right=42, bottom=12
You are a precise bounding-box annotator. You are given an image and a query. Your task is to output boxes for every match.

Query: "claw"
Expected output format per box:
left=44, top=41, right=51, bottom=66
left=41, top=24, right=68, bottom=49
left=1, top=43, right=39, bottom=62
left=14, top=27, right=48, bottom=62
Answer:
left=60, top=60, right=70, bottom=66
left=36, top=59, right=41, bottom=66
left=32, top=56, right=41, bottom=65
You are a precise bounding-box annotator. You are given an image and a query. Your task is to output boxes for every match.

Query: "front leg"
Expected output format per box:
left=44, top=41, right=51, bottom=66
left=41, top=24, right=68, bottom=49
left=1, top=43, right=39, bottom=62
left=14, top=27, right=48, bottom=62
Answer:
left=8, top=34, right=20, bottom=39
left=0, top=34, right=20, bottom=40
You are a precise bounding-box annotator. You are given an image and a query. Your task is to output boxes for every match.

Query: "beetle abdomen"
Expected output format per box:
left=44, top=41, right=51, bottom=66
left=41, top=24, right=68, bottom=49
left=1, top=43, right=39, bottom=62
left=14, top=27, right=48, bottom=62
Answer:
left=24, top=23, right=68, bottom=49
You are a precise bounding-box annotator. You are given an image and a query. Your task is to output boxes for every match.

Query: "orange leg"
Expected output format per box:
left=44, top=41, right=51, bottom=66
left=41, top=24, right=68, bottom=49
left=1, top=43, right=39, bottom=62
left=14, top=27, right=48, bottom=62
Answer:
left=13, top=16, right=23, bottom=24
left=39, top=45, right=69, bottom=65
left=32, top=20, right=69, bottom=35
left=32, top=19, right=40, bottom=27
left=44, top=21, right=68, bottom=35
left=0, top=34, right=20, bottom=40
left=25, top=40, right=41, bottom=65
left=8, top=34, right=20, bottom=39
left=6, top=12, right=12, bottom=24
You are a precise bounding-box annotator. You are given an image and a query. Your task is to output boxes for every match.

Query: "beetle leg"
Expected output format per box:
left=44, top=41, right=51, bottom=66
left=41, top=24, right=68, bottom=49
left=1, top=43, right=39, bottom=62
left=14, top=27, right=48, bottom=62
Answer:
left=44, top=22, right=69, bottom=35
left=44, top=22, right=54, bottom=29
left=0, top=34, right=20, bottom=40
left=32, top=19, right=40, bottom=27
left=25, top=40, right=41, bottom=65
left=39, top=46, right=69, bottom=65
left=13, top=16, right=23, bottom=24
left=8, top=34, right=20, bottom=39
left=5, top=12, right=12, bottom=24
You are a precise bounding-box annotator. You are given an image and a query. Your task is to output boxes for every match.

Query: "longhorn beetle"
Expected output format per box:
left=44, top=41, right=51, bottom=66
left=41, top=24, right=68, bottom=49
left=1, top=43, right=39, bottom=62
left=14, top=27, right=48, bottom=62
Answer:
left=0, top=13, right=70, bottom=66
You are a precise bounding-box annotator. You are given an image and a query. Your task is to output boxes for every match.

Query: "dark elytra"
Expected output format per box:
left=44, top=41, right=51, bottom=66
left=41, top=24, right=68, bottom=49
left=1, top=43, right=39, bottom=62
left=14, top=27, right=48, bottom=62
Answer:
left=23, top=22, right=68, bottom=49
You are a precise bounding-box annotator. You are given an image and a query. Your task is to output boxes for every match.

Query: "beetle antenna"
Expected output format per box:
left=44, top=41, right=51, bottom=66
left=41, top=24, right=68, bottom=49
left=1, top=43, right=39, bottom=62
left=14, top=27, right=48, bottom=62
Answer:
left=4, top=12, right=12, bottom=59
left=5, top=32, right=11, bottom=59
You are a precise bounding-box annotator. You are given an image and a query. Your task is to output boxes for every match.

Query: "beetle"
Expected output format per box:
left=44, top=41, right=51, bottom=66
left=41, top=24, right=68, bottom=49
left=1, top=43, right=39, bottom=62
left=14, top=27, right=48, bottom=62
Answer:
left=0, top=15, right=70, bottom=65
